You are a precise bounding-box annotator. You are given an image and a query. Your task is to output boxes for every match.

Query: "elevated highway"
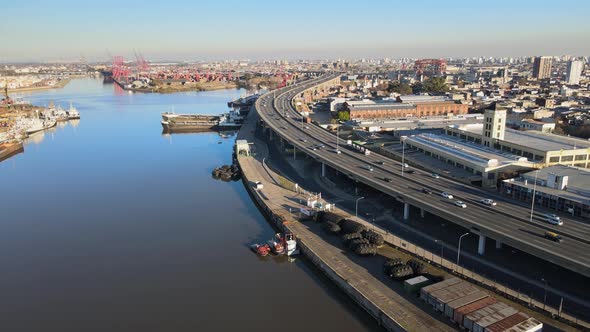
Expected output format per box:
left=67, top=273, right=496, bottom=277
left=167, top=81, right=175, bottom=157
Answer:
left=255, top=74, right=590, bottom=279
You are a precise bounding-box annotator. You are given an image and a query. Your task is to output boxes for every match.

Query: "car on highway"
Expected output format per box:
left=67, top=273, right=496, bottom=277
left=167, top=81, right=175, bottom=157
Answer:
left=455, top=201, right=467, bottom=208
left=383, top=177, right=393, bottom=183
left=299, top=138, right=307, bottom=142
left=480, top=198, right=497, bottom=206
left=431, top=173, right=440, bottom=179
left=362, top=165, right=374, bottom=172
left=405, top=169, right=415, bottom=174
left=421, top=188, right=432, bottom=194
left=544, top=231, right=563, bottom=243
left=545, top=213, right=563, bottom=226
left=375, top=161, right=385, bottom=165
left=402, top=163, right=409, bottom=168
left=304, top=125, right=310, bottom=129
left=309, top=145, right=318, bottom=150
left=441, top=192, right=454, bottom=199
left=333, top=149, right=341, bottom=154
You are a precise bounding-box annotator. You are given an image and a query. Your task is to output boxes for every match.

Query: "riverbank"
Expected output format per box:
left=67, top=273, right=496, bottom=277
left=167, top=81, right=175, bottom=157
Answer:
left=235, top=110, right=456, bottom=332
left=7, top=78, right=71, bottom=93
left=0, top=141, right=24, bottom=162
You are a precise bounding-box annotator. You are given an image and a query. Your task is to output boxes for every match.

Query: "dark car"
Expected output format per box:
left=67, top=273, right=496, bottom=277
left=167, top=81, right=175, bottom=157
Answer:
left=383, top=177, right=393, bottom=183
left=421, top=188, right=432, bottom=194
left=406, top=169, right=415, bottom=174
left=375, top=161, right=385, bottom=165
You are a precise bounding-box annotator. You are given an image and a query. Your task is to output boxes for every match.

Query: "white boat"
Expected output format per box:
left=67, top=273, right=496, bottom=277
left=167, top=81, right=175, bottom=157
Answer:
left=67, top=102, right=80, bottom=119
left=284, top=233, right=299, bottom=256
left=217, top=109, right=244, bottom=129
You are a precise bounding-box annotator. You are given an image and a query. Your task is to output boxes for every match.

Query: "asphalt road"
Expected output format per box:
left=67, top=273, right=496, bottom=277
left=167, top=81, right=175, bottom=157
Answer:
left=255, top=74, right=590, bottom=279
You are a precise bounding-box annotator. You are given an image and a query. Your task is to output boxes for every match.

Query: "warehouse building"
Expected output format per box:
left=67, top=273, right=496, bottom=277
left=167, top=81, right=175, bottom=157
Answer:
left=445, top=110, right=590, bottom=168
left=501, top=165, right=590, bottom=219
left=342, top=95, right=468, bottom=120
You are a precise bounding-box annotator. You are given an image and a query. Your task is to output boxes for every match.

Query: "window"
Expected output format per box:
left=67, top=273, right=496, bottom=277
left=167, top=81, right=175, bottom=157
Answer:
left=561, top=155, right=574, bottom=162
left=575, top=163, right=586, bottom=168
left=549, top=156, right=560, bottom=163
left=575, top=154, right=587, bottom=161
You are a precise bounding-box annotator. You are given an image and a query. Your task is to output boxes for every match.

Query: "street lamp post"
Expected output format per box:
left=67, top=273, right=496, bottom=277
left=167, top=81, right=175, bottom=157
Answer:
left=401, top=139, right=405, bottom=177
left=336, top=125, right=339, bottom=152
left=542, top=278, right=548, bottom=311
left=435, top=239, right=444, bottom=260
left=456, top=232, right=470, bottom=267
left=529, top=170, right=539, bottom=222
left=355, top=197, right=365, bottom=219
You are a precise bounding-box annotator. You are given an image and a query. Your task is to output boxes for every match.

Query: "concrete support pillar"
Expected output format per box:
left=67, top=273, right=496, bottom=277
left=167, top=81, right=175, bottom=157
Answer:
left=478, top=234, right=487, bottom=255
left=420, top=208, right=425, bottom=218
left=496, top=240, right=502, bottom=249
left=321, top=162, right=326, bottom=177
left=403, top=203, right=410, bottom=220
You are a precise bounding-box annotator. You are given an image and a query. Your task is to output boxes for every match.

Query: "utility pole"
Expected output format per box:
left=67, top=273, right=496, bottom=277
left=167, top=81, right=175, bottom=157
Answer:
left=401, top=138, right=405, bottom=177
left=529, top=170, right=539, bottom=222
left=355, top=197, right=365, bottom=219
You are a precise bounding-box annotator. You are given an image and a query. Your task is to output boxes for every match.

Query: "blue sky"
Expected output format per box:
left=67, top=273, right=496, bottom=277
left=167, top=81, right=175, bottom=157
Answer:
left=1, top=0, right=589, bottom=62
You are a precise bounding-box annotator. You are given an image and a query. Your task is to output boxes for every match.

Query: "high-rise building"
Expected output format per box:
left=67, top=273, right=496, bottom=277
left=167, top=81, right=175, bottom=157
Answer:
left=482, top=109, right=506, bottom=148
left=532, top=56, right=552, bottom=79
left=566, top=60, right=583, bottom=85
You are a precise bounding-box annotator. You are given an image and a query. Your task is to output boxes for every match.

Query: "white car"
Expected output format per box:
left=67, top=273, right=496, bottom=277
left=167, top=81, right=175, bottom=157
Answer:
left=545, top=213, right=563, bottom=226
left=441, top=192, right=454, bottom=199
left=333, top=149, right=341, bottom=154
left=431, top=173, right=440, bottom=179
left=455, top=201, right=467, bottom=208
left=402, top=163, right=409, bottom=168
left=480, top=198, right=497, bottom=206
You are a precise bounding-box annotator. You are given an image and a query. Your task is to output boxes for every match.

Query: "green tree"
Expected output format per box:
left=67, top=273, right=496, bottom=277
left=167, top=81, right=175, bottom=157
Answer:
left=413, top=77, right=449, bottom=94
left=337, top=110, right=350, bottom=122
left=387, top=81, right=412, bottom=94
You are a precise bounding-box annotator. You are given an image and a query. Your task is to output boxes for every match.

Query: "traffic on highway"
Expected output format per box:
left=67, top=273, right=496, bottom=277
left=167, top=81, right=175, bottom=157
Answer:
left=255, top=74, right=590, bottom=278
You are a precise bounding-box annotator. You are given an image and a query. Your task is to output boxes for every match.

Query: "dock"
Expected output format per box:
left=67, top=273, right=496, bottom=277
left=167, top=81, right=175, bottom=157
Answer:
left=235, top=108, right=456, bottom=332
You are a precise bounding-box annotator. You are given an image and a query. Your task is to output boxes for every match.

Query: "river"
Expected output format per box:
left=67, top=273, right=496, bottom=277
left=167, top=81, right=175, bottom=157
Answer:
left=0, top=78, right=381, bottom=332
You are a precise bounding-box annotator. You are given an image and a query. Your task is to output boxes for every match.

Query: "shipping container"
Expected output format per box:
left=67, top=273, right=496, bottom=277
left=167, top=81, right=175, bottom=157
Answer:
left=472, top=306, right=518, bottom=332
left=454, top=296, right=497, bottom=326
left=430, top=281, right=480, bottom=312
left=403, top=275, right=432, bottom=294
left=503, top=317, right=543, bottom=332
left=420, top=277, right=462, bottom=302
left=463, top=302, right=510, bottom=331
left=484, top=312, right=529, bottom=332
left=444, top=290, right=489, bottom=318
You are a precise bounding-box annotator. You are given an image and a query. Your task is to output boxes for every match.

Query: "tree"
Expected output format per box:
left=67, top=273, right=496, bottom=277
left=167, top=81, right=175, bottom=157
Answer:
left=387, top=81, right=412, bottom=95
left=413, top=77, right=449, bottom=94
left=337, top=110, right=350, bottom=122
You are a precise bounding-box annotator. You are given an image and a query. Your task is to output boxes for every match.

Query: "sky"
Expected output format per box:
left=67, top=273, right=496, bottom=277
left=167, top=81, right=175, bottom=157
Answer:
left=1, top=0, right=589, bottom=62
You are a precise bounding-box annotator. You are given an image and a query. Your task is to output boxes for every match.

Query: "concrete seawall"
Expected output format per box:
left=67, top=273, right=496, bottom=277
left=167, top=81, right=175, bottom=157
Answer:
left=237, top=155, right=407, bottom=332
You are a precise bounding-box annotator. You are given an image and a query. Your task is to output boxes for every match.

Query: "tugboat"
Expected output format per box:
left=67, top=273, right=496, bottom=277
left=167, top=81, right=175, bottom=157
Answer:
left=267, top=234, right=286, bottom=255
left=250, top=243, right=271, bottom=257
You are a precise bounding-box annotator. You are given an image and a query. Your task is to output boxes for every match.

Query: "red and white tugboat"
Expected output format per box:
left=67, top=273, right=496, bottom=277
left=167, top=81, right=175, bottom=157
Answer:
left=267, top=233, right=286, bottom=255
left=250, top=243, right=271, bottom=257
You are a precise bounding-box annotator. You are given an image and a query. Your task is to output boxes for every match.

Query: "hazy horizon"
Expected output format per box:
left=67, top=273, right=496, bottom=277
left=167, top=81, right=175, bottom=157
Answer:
left=2, top=0, right=589, bottom=63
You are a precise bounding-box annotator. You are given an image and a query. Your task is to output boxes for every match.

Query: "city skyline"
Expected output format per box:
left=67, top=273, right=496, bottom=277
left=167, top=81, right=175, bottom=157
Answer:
left=2, top=0, right=590, bottom=62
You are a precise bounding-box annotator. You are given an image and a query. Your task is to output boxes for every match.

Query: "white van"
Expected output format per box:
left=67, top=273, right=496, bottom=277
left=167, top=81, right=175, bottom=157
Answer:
left=545, top=213, right=563, bottom=226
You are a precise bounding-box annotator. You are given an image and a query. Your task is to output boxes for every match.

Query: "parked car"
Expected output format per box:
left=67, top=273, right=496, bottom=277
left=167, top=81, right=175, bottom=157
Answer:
left=431, top=173, right=440, bottom=179
left=441, top=192, right=454, bottom=199
left=455, top=201, right=467, bottom=208
left=544, top=231, right=563, bottom=243
left=421, top=188, right=432, bottom=194
left=480, top=198, right=497, bottom=206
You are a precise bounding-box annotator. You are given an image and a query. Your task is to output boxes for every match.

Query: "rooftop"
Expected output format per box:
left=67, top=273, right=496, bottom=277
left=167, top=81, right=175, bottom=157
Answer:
left=404, top=133, right=531, bottom=169
left=345, top=100, right=416, bottom=111
left=504, top=165, right=590, bottom=205
left=452, top=123, right=590, bottom=152
left=398, top=95, right=452, bottom=103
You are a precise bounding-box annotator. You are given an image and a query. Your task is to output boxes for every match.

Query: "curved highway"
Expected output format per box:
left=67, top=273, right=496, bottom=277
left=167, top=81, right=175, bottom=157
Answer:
left=255, top=74, right=590, bottom=278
